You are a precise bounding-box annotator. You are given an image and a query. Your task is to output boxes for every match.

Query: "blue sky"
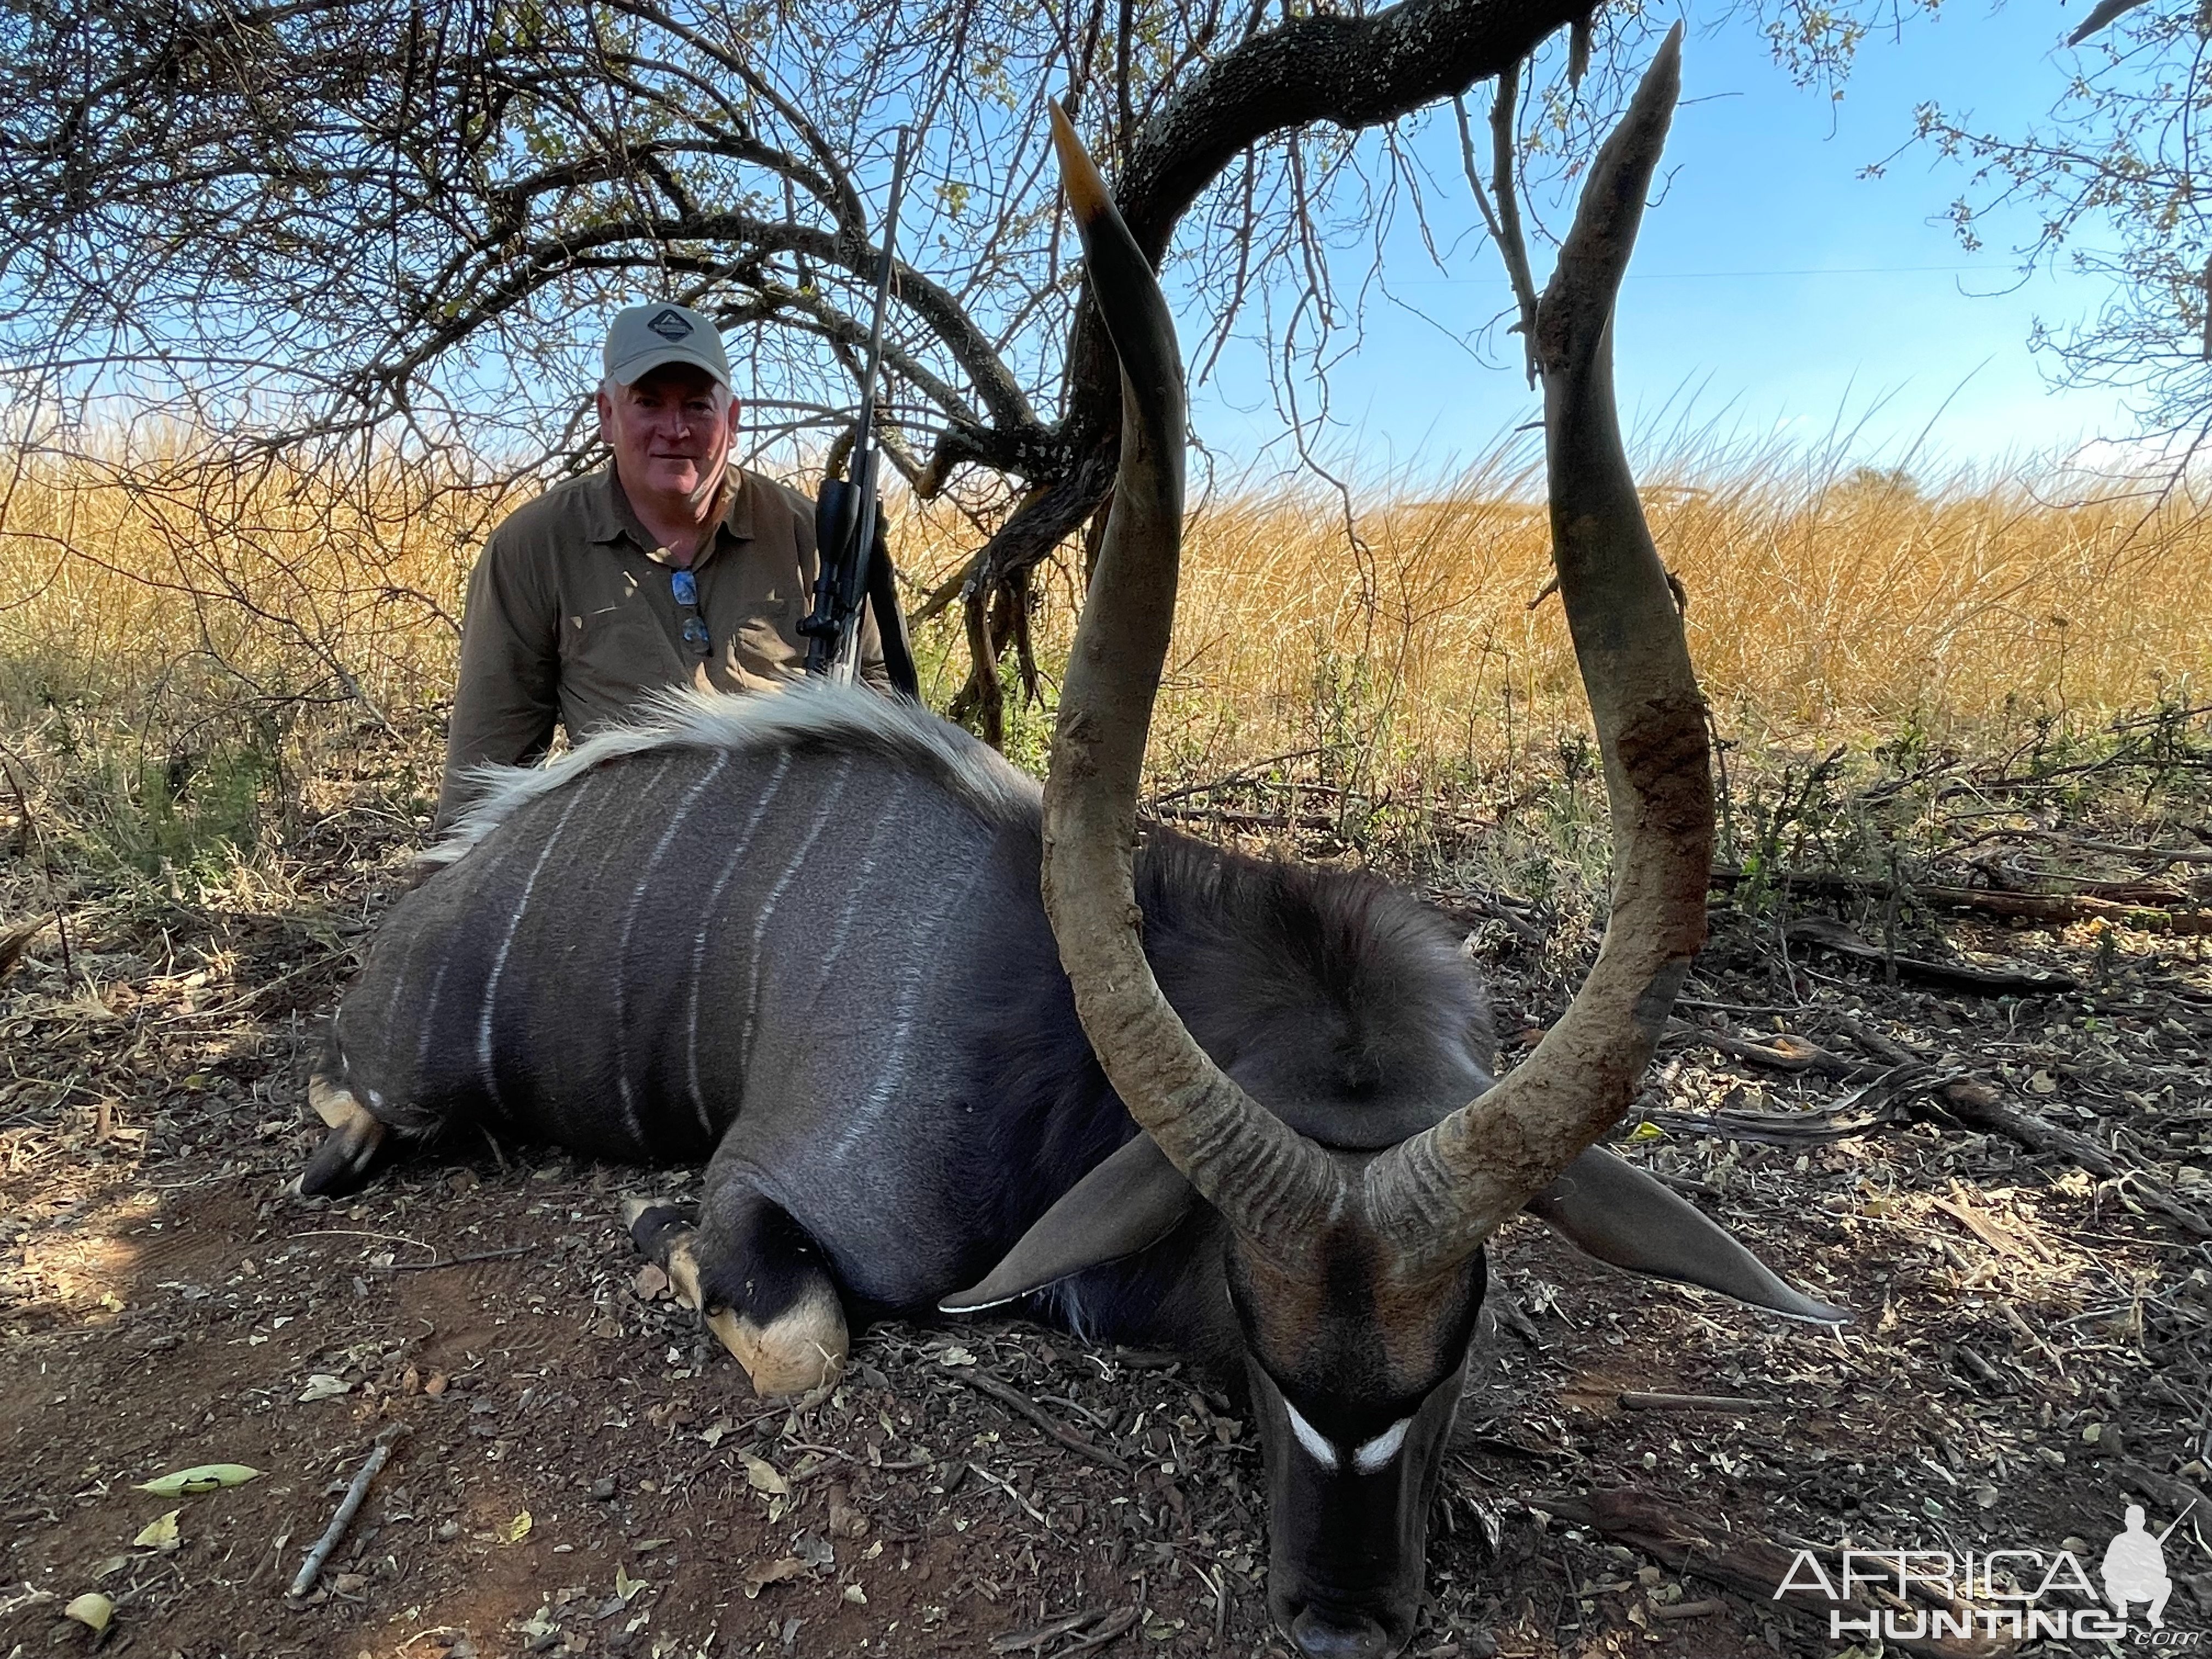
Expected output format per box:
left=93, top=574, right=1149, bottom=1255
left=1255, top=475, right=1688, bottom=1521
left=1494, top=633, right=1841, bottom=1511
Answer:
left=1187, top=2, right=2134, bottom=479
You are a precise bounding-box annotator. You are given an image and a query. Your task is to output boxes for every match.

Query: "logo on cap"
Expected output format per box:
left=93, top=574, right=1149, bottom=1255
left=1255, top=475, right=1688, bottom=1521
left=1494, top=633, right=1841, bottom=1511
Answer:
left=647, top=308, right=693, bottom=341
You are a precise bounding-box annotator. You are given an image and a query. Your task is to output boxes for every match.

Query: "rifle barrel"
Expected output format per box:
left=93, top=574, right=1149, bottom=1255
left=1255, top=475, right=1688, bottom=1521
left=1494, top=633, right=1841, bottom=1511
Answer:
left=851, top=127, right=913, bottom=470
left=2157, top=1497, right=2198, bottom=1543
left=830, top=127, right=912, bottom=682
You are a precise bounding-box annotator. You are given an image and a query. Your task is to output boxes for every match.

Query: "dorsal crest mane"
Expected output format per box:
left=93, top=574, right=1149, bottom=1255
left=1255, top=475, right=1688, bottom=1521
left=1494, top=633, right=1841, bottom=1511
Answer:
left=1134, top=832, right=1494, bottom=1111
left=422, top=682, right=1041, bottom=867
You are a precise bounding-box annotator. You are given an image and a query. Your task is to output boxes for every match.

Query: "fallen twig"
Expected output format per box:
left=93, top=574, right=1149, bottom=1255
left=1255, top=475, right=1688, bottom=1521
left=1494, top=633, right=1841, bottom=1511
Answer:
left=1200, top=1560, right=1229, bottom=1647
left=381, top=1245, right=531, bottom=1273
left=991, top=1605, right=1114, bottom=1652
left=1440, top=893, right=1549, bottom=948
left=1639, top=1106, right=1878, bottom=1145
left=1665, top=1027, right=1996, bottom=1136
left=1617, top=1391, right=1776, bottom=1413
left=953, top=1370, right=1132, bottom=1473
left=1147, top=749, right=1325, bottom=808
left=1644, top=1168, right=1724, bottom=1200
left=1712, top=864, right=2212, bottom=934
left=1649, top=1598, right=1726, bottom=1620
left=1987, top=827, right=2212, bottom=868
left=1924, top=1082, right=2212, bottom=1239
left=2113, top=1461, right=2211, bottom=1521
left=1641, top=1049, right=1912, bottom=1143
left=1786, top=916, right=2080, bottom=995
left=155, top=942, right=357, bottom=1023
left=966, top=1460, right=1049, bottom=1524
left=1661, top=1040, right=2212, bottom=1239
left=287, top=1424, right=407, bottom=1599
left=1931, top=1188, right=2056, bottom=1264
left=1830, top=1016, right=1921, bottom=1066
left=1666, top=1023, right=1881, bottom=1082
left=1053, top=1606, right=1138, bottom=1655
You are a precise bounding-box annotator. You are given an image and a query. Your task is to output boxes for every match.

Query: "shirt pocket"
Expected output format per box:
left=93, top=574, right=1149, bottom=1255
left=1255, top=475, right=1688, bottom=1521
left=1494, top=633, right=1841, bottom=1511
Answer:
left=728, top=595, right=804, bottom=684
left=562, top=594, right=687, bottom=712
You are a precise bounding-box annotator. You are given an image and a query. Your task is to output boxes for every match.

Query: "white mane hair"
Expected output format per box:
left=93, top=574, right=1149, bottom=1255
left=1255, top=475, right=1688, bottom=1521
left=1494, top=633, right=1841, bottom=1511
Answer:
left=420, top=681, right=1042, bottom=869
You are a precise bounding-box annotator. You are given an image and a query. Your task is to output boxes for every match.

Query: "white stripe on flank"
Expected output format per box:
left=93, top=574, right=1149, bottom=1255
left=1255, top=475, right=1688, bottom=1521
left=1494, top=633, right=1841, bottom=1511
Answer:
left=1284, top=1400, right=1341, bottom=1471
left=738, top=757, right=852, bottom=1065
left=542, top=755, right=672, bottom=1132
left=612, top=752, right=728, bottom=1144
left=824, top=851, right=989, bottom=1166
left=411, top=949, right=458, bottom=1081
left=811, top=776, right=909, bottom=1000
left=419, top=819, right=529, bottom=1077
left=1352, top=1418, right=1410, bottom=1474
left=476, top=785, right=590, bottom=1113
left=685, top=753, right=793, bottom=1132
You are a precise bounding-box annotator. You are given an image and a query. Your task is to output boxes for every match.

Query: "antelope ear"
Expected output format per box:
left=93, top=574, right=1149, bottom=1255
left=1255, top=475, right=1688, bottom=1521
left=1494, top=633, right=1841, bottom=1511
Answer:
left=1525, top=1147, right=1849, bottom=1323
left=940, top=1132, right=1194, bottom=1313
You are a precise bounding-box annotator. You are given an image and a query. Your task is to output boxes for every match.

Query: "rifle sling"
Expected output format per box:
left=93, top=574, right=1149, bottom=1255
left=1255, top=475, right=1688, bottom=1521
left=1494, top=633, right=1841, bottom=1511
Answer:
left=865, top=530, right=922, bottom=699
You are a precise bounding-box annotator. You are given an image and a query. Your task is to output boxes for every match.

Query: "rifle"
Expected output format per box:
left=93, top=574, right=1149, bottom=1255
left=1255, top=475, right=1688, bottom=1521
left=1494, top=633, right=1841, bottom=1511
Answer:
left=800, top=126, right=921, bottom=696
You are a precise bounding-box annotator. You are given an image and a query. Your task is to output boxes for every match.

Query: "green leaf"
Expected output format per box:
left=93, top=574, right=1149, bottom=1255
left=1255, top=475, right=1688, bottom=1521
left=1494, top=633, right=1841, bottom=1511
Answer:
left=136, top=1463, right=261, bottom=1496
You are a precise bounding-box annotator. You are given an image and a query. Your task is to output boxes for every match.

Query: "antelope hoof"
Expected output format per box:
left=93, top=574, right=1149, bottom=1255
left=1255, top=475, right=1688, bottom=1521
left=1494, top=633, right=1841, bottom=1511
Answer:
left=623, top=1197, right=699, bottom=1257
left=701, top=1272, right=847, bottom=1397
left=293, top=1077, right=389, bottom=1197
left=624, top=1200, right=848, bottom=1397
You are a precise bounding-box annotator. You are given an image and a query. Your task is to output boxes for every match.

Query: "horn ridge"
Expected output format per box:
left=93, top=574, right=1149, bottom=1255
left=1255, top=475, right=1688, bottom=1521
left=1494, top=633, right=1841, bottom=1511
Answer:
left=1037, top=105, right=1340, bottom=1249
left=1369, top=26, right=1715, bottom=1273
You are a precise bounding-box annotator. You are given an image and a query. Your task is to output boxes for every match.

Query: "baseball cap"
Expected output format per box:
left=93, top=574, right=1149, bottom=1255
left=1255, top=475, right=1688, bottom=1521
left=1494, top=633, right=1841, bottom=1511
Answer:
left=602, top=302, right=731, bottom=390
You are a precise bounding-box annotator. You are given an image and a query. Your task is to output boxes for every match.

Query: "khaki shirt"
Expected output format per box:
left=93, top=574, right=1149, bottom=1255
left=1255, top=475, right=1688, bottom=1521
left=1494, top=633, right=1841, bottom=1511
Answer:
left=438, top=463, right=890, bottom=826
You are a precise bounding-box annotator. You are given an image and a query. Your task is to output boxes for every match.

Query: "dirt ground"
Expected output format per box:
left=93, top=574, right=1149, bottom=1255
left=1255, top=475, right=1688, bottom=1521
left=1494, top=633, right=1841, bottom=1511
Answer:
left=3, top=761, right=2210, bottom=1659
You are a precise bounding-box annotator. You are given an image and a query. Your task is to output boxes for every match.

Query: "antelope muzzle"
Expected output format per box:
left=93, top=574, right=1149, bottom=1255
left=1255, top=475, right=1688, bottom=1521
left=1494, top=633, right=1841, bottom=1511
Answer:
left=1248, top=1353, right=1476, bottom=1658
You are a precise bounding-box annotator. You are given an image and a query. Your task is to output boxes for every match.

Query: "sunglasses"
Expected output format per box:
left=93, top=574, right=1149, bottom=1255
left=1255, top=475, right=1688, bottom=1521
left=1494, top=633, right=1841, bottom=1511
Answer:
left=670, top=568, right=710, bottom=655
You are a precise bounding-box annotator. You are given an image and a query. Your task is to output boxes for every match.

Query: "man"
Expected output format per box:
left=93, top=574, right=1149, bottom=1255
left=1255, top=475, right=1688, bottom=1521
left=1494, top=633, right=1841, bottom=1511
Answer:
left=437, top=301, right=893, bottom=828
left=2101, top=1503, right=2173, bottom=1629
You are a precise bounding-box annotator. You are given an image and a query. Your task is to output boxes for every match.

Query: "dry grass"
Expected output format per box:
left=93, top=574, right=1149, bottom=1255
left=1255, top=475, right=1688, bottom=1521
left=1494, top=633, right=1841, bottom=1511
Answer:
left=3, top=436, right=2208, bottom=877
left=1075, top=454, right=2211, bottom=789
left=0, top=443, right=501, bottom=728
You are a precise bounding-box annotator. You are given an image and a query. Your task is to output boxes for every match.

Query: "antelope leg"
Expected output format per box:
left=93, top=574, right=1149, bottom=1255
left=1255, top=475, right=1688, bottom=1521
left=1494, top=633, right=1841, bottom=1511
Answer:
left=293, top=1075, right=392, bottom=1197
left=622, top=1195, right=848, bottom=1398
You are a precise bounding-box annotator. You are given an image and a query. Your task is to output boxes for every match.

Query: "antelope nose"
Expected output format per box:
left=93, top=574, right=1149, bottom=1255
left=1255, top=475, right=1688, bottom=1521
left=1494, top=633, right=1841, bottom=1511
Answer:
left=1289, top=1604, right=1393, bottom=1659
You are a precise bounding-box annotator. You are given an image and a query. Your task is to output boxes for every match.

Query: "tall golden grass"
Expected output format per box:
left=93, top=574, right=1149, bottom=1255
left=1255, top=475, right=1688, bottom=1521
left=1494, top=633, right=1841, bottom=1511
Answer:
left=3, top=439, right=2207, bottom=838
left=909, top=448, right=2212, bottom=791
left=0, top=447, right=494, bottom=730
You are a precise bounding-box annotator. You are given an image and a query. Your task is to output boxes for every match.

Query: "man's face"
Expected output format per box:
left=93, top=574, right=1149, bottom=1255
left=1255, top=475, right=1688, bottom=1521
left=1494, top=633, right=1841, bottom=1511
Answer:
left=596, top=364, right=740, bottom=512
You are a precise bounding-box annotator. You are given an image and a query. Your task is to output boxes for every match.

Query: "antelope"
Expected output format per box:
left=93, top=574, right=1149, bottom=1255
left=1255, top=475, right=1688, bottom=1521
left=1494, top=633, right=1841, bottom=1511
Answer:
left=300, top=35, right=1839, bottom=1656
